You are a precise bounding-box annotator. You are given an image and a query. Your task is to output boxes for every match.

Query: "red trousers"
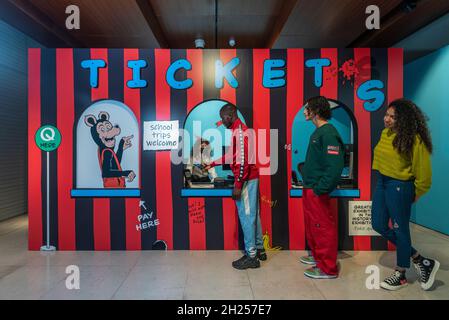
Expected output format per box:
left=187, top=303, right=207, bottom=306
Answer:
left=303, top=188, right=338, bottom=276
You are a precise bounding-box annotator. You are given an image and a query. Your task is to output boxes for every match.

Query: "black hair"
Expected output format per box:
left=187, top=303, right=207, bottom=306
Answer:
left=305, top=96, right=332, bottom=120
left=389, top=98, right=433, bottom=158
left=220, top=103, right=237, bottom=117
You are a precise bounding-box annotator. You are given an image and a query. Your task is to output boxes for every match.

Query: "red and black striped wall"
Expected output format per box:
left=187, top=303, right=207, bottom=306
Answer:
left=28, top=48, right=403, bottom=251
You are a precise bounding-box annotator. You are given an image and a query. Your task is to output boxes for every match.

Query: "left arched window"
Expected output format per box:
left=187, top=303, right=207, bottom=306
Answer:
left=71, top=100, right=140, bottom=197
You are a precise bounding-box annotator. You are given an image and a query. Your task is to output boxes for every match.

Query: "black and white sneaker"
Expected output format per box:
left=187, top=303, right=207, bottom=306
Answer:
left=413, top=257, right=440, bottom=290
left=257, top=248, right=267, bottom=261
left=232, top=255, right=260, bottom=270
left=380, top=270, right=408, bottom=291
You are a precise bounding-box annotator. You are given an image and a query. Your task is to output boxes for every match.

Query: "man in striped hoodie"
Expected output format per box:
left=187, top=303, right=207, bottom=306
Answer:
left=205, top=103, right=266, bottom=269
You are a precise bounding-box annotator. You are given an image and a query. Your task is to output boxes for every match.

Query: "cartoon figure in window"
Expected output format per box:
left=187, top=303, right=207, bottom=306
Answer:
left=84, top=111, right=136, bottom=188
left=186, top=138, right=217, bottom=182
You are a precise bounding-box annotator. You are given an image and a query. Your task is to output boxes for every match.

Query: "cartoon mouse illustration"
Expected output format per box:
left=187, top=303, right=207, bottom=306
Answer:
left=84, top=111, right=135, bottom=188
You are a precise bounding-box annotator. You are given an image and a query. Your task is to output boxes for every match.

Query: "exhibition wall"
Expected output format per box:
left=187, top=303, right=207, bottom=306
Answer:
left=28, top=48, right=403, bottom=250
left=405, top=45, right=449, bottom=236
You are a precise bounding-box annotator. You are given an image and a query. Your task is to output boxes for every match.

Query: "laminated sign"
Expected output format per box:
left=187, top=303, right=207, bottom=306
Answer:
left=349, top=201, right=380, bottom=236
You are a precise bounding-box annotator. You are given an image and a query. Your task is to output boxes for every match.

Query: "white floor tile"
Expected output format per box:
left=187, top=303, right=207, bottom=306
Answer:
left=0, top=215, right=448, bottom=300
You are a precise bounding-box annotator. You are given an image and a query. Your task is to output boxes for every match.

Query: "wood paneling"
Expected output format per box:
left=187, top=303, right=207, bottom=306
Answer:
left=2, top=1, right=448, bottom=52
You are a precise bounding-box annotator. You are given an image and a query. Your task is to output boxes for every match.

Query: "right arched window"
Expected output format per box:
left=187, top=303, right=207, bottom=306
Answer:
left=291, top=99, right=358, bottom=190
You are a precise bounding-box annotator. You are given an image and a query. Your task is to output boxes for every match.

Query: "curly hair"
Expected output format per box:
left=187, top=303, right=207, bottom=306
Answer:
left=389, top=98, right=433, bottom=158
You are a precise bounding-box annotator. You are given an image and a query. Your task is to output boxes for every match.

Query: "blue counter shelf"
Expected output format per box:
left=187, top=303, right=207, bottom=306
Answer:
left=289, top=188, right=359, bottom=198
left=181, top=188, right=233, bottom=197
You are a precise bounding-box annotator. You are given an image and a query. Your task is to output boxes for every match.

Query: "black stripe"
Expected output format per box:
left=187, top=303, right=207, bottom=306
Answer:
left=40, top=49, right=58, bottom=248
left=337, top=48, right=356, bottom=251
left=303, top=49, right=322, bottom=251
left=269, top=49, right=289, bottom=249
left=236, top=49, right=253, bottom=128
left=73, top=49, right=94, bottom=250
left=370, top=48, right=389, bottom=251
left=139, top=49, right=157, bottom=250
left=108, top=49, right=126, bottom=250
left=170, top=49, right=189, bottom=250
left=203, top=49, right=224, bottom=249
left=235, top=49, right=253, bottom=251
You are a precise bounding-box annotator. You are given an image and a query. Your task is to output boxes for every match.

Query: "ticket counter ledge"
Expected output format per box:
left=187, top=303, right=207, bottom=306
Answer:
left=289, top=188, right=360, bottom=198
left=71, top=189, right=141, bottom=197
left=181, top=188, right=233, bottom=197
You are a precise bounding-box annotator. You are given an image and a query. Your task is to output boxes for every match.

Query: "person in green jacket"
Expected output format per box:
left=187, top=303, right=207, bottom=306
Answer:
left=372, top=98, right=439, bottom=291
left=300, top=96, right=344, bottom=279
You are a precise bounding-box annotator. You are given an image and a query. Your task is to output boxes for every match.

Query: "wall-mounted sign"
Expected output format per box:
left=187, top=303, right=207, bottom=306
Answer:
left=81, top=56, right=385, bottom=111
left=143, top=120, right=179, bottom=151
left=348, top=201, right=380, bottom=236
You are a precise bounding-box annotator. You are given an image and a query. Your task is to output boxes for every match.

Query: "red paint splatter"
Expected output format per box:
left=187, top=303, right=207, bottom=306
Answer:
left=339, top=59, right=359, bottom=85
left=324, top=66, right=338, bottom=81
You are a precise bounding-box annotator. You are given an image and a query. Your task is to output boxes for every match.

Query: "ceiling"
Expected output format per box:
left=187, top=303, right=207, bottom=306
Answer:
left=1, top=0, right=449, bottom=60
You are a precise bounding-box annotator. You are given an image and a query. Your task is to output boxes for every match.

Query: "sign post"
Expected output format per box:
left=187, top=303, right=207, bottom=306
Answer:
left=35, top=125, right=61, bottom=251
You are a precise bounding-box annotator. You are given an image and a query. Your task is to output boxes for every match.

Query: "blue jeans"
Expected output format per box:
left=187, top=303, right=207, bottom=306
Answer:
left=235, top=179, right=264, bottom=258
left=372, top=172, right=417, bottom=268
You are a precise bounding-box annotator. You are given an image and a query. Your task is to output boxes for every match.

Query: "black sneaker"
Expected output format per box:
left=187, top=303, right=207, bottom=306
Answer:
left=413, top=257, right=440, bottom=290
left=257, top=248, right=267, bottom=261
left=380, top=270, right=408, bottom=291
left=232, top=255, right=260, bottom=270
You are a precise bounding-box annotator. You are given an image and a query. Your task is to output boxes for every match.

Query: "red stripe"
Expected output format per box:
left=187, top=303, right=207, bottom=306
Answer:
left=353, top=48, right=372, bottom=251
left=287, top=49, right=305, bottom=249
left=321, top=49, right=338, bottom=99
left=387, top=48, right=403, bottom=251
left=90, top=49, right=111, bottom=250
left=220, top=49, right=239, bottom=250
left=28, top=48, right=42, bottom=250
left=320, top=48, right=340, bottom=248
left=56, top=49, right=76, bottom=250
left=252, top=49, right=272, bottom=245
left=155, top=49, right=174, bottom=249
left=186, top=49, right=206, bottom=250
left=124, top=49, right=142, bottom=250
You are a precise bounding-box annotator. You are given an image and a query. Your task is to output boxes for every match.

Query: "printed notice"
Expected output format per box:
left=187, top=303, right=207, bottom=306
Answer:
left=349, top=201, right=380, bottom=236
left=143, top=121, right=179, bottom=151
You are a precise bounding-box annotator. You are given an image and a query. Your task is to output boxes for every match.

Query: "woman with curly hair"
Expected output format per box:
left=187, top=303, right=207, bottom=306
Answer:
left=372, top=98, right=439, bottom=291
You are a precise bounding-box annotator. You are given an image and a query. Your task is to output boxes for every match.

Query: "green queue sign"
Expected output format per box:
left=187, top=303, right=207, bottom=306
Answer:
left=35, top=125, right=61, bottom=152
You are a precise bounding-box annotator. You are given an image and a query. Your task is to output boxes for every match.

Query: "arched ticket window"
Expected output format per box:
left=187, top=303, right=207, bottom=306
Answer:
left=181, top=99, right=246, bottom=197
left=291, top=99, right=359, bottom=198
left=71, top=100, right=140, bottom=197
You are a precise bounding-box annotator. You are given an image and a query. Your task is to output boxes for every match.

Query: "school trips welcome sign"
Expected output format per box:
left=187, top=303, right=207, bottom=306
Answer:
left=28, top=48, right=402, bottom=251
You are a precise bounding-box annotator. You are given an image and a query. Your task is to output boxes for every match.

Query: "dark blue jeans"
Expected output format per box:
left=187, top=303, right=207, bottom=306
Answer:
left=372, top=172, right=417, bottom=268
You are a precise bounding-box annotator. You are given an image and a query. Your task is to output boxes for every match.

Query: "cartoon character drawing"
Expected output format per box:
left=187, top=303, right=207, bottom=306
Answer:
left=84, top=111, right=136, bottom=188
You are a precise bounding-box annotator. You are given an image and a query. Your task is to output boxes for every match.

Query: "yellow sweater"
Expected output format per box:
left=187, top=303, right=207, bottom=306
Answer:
left=373, top=128, right=432, bottom=197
